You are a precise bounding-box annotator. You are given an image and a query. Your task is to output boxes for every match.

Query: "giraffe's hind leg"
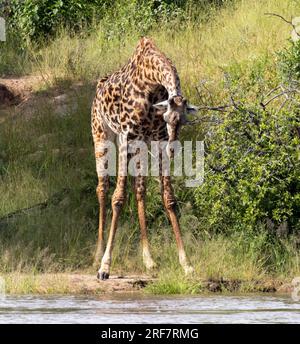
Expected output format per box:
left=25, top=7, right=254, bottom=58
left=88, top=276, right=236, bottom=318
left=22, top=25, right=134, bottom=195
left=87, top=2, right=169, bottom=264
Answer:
left=133, top=175, right=156, bottom=271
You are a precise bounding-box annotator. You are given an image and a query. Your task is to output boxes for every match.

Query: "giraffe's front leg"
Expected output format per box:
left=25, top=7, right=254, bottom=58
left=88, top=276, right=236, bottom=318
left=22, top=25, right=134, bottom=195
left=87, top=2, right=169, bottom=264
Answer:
left=133, top=176, right=156, bottom=271
left=160, top=176, right=194, bottom=275
left=93, top=175, right=109, bottom=266
left=92, top=117, right=115, bottom=267
left=98, top=176, right=127, bottom=280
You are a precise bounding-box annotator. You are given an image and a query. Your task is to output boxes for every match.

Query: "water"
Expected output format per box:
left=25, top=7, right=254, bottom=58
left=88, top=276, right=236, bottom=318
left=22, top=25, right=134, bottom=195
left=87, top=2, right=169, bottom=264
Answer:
left=0, top=294, right=299, bottom=324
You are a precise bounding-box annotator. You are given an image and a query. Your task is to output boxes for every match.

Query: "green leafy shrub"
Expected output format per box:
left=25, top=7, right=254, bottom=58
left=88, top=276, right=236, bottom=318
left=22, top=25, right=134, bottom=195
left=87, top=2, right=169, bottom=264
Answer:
left=1, top=0, right=180, bottom=41
left=0, top=0, right=231, bottom=42
left=1, top=0, right=110, bottom=41
left=278, top=39, right=300, bottom=81
left=194, top=101, right=300, bottom=235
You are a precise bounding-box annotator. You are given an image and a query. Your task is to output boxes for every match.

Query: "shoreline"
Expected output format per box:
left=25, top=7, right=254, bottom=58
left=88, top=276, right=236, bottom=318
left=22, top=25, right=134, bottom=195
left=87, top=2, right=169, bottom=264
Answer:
left=1, top=273, right=295, bottom=296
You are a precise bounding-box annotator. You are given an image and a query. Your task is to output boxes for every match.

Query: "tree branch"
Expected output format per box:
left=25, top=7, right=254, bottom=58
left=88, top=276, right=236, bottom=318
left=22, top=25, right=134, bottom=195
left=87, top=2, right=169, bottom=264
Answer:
left=264, top=12, right=300, bottom=38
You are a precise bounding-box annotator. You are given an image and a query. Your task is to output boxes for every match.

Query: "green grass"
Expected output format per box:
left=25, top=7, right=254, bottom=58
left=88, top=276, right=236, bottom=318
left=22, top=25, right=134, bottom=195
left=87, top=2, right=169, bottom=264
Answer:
left=0, top=0, right=300, bottom=293
left=145, top=230, right=300, bottom=294
left=3, top=273, right=83, bottom=294
left=2, top=1, right=298, bottom=89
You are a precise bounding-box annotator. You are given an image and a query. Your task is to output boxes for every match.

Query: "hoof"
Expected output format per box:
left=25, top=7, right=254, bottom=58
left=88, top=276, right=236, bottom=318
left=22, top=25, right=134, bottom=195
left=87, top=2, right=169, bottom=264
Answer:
left=97, top=271, right=110, bottom=280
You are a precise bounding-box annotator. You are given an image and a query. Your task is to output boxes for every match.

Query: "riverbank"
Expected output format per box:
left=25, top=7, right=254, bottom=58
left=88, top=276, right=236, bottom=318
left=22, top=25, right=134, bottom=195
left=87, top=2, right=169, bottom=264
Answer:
left=1, top=273, right=295, bottom=295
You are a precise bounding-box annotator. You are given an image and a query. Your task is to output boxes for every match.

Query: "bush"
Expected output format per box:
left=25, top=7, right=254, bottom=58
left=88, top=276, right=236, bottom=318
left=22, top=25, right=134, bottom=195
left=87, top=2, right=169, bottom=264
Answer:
left=194, top=96, right=300, bottom=235
left=0, top=0, right=232, bottom=42
left=1, top=0, right=181, bottom=41
left=1, top=0, right=110, bottom=41
left=278, top=39, right=300, bottom=81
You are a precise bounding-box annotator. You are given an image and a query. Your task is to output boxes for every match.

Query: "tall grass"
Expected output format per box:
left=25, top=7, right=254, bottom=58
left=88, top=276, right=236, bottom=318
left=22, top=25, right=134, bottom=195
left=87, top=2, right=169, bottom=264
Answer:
left=1, top=1, right=298, bottom=85
left=0, top=0, right=299, bottom=290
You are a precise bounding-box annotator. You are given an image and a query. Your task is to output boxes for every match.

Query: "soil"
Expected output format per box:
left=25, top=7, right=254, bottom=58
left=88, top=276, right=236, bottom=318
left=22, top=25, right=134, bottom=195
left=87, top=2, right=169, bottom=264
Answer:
left=0, top=75, right=43, bottom=105
left=67, top=274, right=154, bottom=294
left=5, top=273, right=156, bottom=295
left=0, top=83, right=16, bottom=105
left=0, top=76, right=97, bottom=122
left=0, top=75, right=44, bottom=121
left=0, top=75, right=87, bottom=119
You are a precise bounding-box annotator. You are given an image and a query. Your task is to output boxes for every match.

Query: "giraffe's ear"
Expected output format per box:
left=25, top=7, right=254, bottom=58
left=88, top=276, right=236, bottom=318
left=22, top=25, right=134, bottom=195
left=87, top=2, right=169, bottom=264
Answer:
left=153, top=99, right=169, bottom=111
left=186, top=104, right=199, bottom=114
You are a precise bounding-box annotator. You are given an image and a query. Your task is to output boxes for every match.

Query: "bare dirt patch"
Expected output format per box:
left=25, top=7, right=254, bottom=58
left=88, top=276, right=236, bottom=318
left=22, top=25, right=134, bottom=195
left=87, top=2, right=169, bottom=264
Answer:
left=0, top=83, right=18, bottom=106
left=0, top=75, right=45, bottom=119
left=4, top=273, right=156, bottom=295
left=0, top=75, right=94, bottom=120
left=67, top=274, right=155, bottom=294
left=0, top=75, right=43, bottom=103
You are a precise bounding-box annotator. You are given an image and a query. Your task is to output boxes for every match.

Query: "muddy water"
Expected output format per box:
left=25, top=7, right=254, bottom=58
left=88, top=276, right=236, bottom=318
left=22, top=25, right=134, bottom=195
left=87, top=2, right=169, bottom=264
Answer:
left=0, top=294, right=299, bottom=324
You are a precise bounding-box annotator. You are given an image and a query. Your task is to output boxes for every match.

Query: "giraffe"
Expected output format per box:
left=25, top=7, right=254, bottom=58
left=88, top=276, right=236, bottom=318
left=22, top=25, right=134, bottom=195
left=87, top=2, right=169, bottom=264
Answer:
left=91, top=37, right=198, bottom=280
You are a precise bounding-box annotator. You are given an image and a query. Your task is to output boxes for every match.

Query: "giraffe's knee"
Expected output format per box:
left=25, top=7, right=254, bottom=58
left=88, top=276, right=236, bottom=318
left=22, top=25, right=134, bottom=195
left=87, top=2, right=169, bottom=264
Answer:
left=135, top=184, right=146, bottom=202
left=112, top=189, right=126, bottom=209
left=96, top=186, right=105, bottom=202
left=96, top=178, right=109, bottom=202
left=163, top=192, right=177, bottom=211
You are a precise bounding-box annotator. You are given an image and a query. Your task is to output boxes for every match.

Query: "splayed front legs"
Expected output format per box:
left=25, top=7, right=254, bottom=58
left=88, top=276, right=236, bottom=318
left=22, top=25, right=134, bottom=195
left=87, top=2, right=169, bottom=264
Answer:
left=97, top=174, right=192, bottom=279
left=94, top=136, right=193, bottom=280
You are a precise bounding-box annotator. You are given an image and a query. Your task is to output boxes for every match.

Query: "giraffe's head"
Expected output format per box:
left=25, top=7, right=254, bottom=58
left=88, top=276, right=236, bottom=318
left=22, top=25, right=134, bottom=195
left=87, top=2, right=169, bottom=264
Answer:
left=153, top=95, right=198, bottom=158
left=153, top=95, right=198, bottom=141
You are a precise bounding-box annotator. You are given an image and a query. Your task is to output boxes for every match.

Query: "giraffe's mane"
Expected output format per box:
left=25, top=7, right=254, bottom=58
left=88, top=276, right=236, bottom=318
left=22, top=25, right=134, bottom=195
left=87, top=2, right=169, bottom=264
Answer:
left=97, top=37, right=178, bottom=96
left=133, top=36, right=170, bottom=66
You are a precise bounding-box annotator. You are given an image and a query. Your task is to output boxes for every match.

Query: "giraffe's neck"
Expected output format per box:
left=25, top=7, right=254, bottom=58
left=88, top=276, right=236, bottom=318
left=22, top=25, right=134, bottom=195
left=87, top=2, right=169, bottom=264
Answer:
left=130, top=38, right=182, bottom=99
left=160, top=67, right=181, bottom=99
